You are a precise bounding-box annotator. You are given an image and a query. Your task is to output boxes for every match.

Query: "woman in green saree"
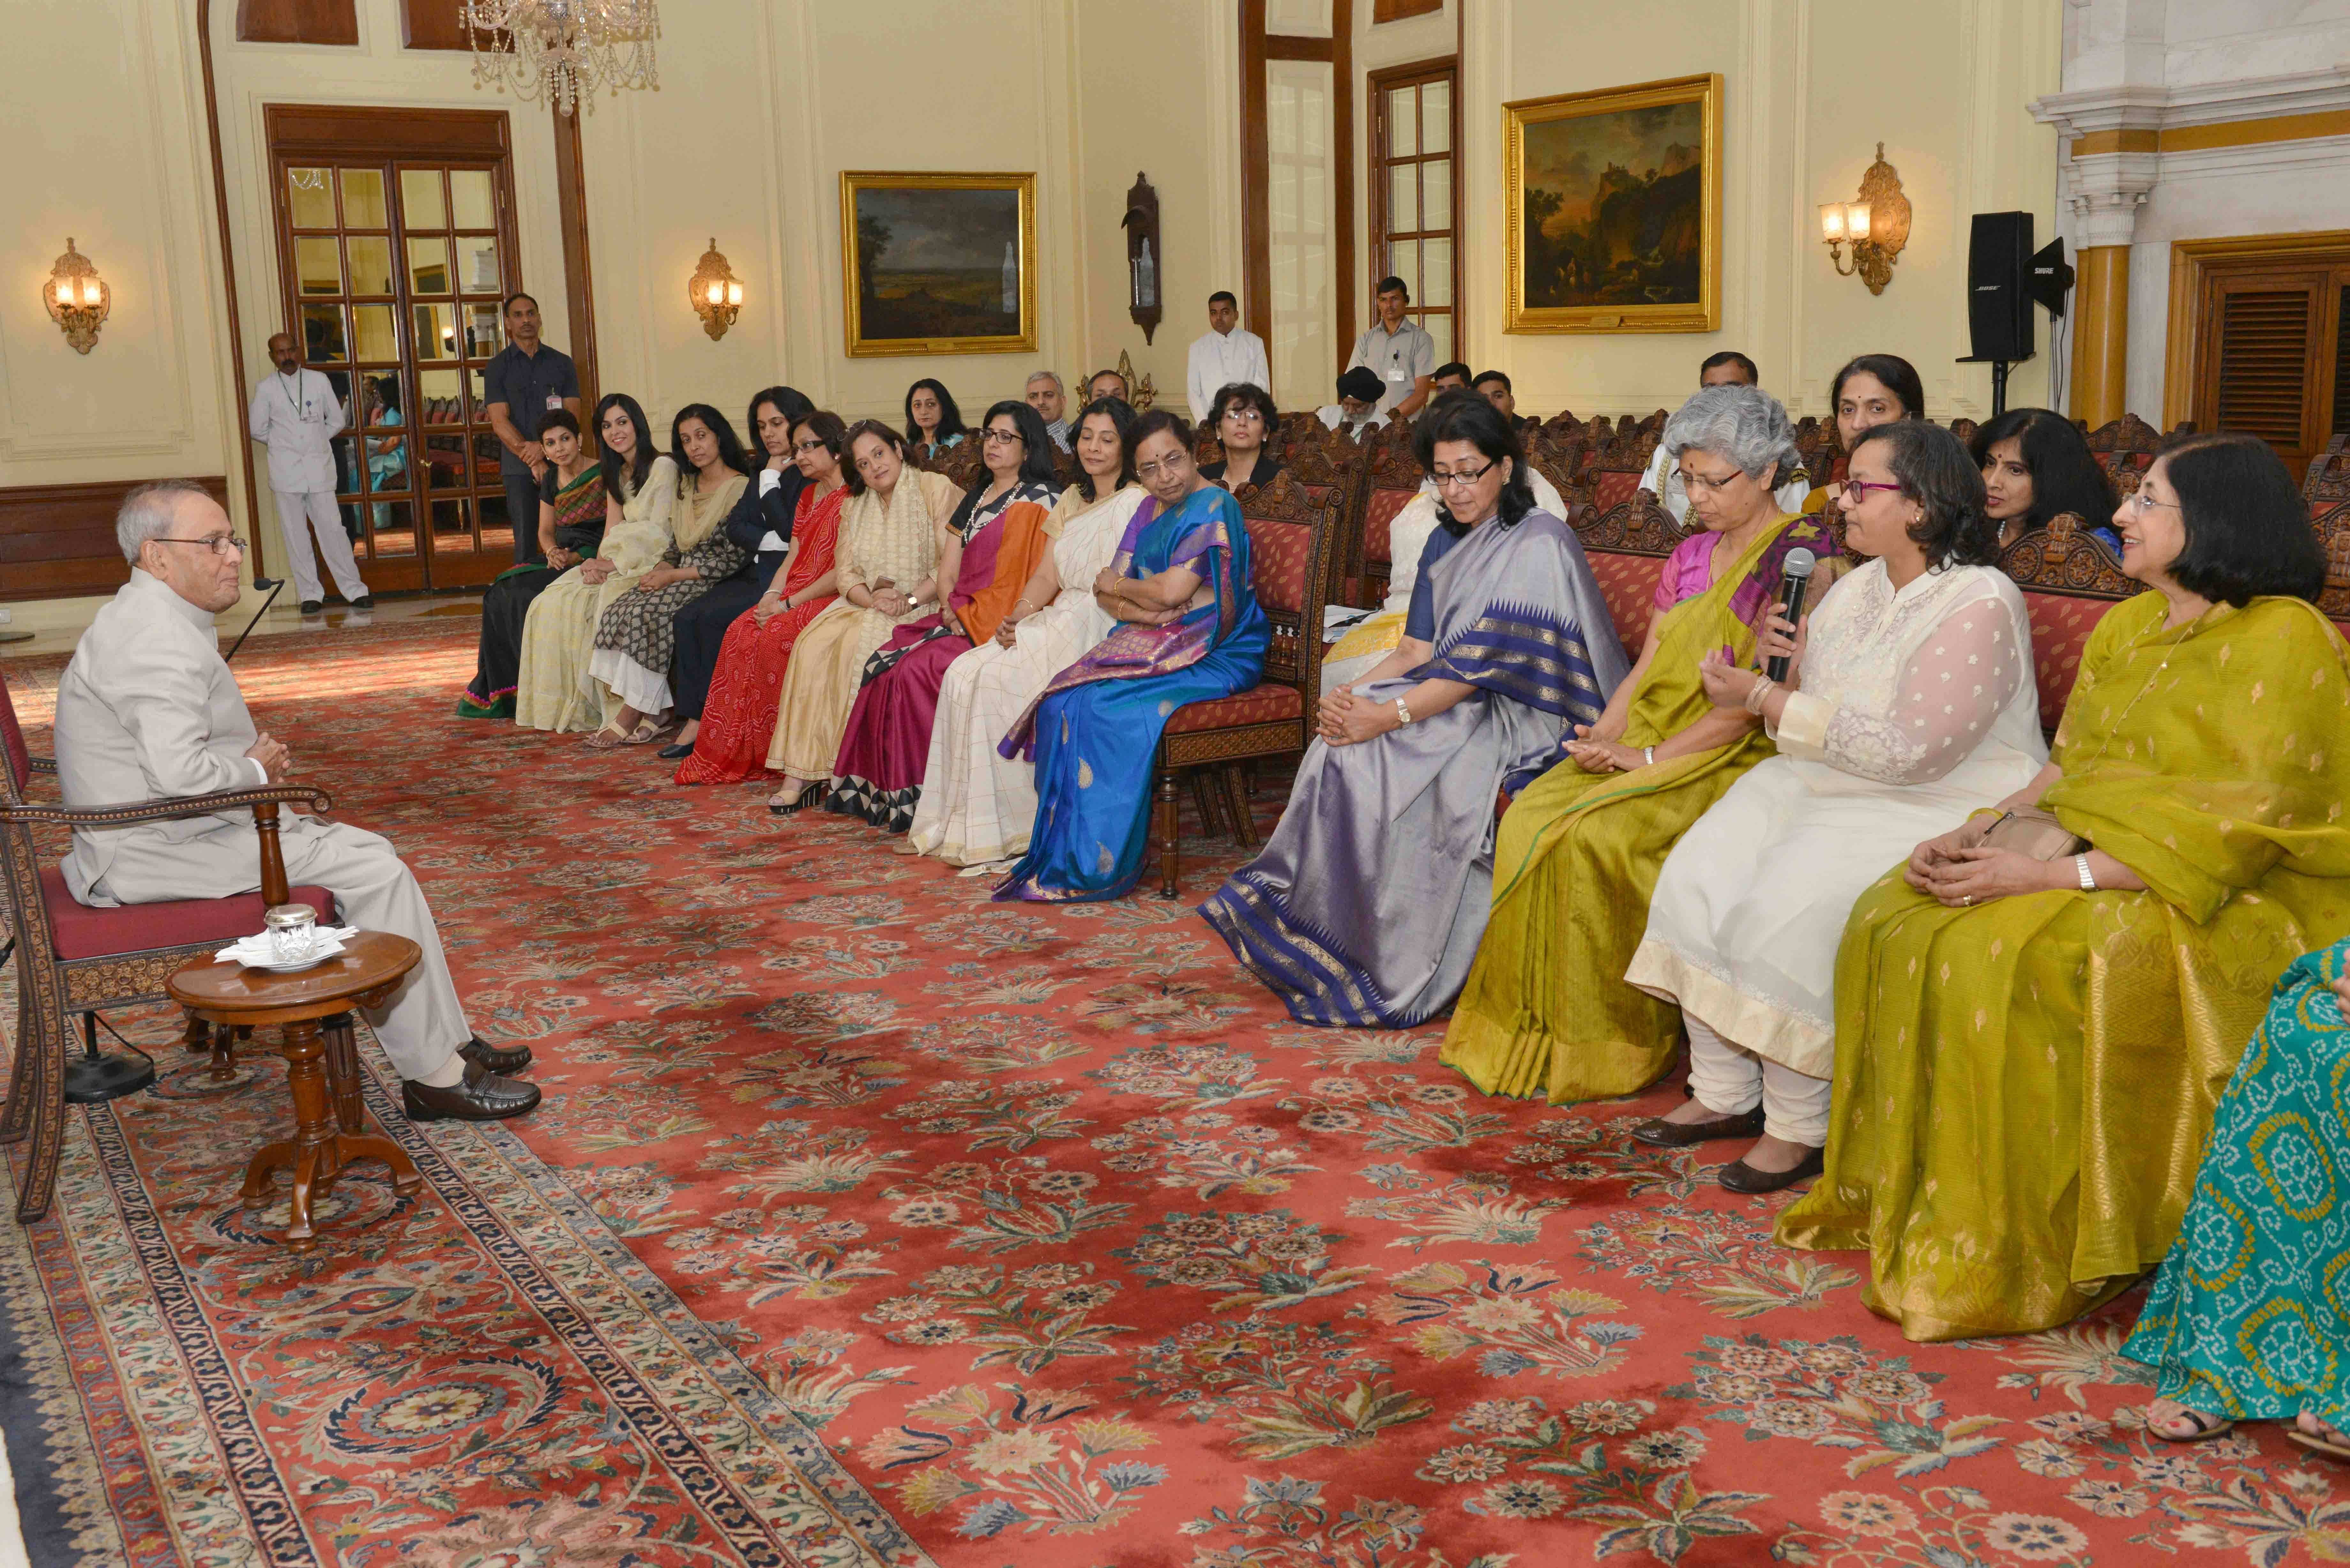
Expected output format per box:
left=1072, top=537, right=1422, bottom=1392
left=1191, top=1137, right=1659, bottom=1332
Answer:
left=1443, top=385, right=1838, bottom=1106
left=1779, top=433, right=2350, bottom=1341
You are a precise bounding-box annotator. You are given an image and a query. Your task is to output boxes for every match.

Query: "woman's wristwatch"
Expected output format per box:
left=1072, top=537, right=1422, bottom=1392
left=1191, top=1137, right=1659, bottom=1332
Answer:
left=1394, top=697, right=1415, bottom=727
left=2074, top=853, right=2097, bottom=893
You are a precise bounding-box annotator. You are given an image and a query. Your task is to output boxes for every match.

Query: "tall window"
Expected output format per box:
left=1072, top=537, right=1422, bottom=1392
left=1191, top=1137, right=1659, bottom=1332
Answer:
left=1371, top=59, right=1459, bottom=365
left=2190, top=255, right=2350, bottom=478
left=269, top=108, right=521, bottom=591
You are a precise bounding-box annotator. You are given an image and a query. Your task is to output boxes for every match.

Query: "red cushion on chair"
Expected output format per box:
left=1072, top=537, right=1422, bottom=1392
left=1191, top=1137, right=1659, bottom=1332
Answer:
left=2021, top=591, right=2117, bottom=729
left=1592, top=471, right=1642, bottom=513
left=1587, top=550, right=1664, bottom=661
left=1245, top=517, right=1313, bottom=616
left=40, top=864, right=336, bottom=963
left=1164, top=683, right=1304, bottom=735
left=1363, top=488, right=1415, bottom=566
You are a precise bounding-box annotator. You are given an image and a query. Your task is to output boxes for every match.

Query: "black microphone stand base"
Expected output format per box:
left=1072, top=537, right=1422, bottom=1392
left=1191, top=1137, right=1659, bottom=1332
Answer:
left=62, top=1014, right=157, bottom=1105
left=64, top=1052, right=157, bottom=1104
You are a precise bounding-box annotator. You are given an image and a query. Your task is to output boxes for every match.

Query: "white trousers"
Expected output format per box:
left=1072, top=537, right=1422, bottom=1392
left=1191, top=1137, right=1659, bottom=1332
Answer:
left=1685, top=1015, right=1831, bottom=1146
left=587, top=647, right=672, bottom=716
left=92, top=819, right=469, bottom=1082
left=271, top=489, right=369, bottom=604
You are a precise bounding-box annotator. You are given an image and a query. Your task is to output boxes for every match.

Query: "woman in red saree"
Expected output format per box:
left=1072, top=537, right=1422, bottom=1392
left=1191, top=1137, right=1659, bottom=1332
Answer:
left=824, top=400, right=1059, bottom=830
left=673, top=410, right=850, bottom=785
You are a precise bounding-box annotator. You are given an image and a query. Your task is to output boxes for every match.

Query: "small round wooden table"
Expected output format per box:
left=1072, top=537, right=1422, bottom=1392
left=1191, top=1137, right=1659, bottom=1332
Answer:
left=167, top=931, right=424, bottom=1250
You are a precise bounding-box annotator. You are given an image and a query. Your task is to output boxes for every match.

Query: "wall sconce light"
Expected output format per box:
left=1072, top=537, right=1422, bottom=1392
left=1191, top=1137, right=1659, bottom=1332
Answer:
left=688, top=237, right=743, bottom=341
left=1818, top=144, right=1911, bottom=295
left=44, top=238, right=111, bottom=353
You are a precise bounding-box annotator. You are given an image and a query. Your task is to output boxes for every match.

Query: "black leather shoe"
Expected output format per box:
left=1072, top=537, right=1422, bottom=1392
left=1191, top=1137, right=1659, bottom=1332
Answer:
left=351, top=594, right=375, bottom=611
left=401, top=1061, right=541, bottom=1121
left=299, top=599, right=324, bottom=615
left=1719, top=1145, right=1826, bottom=1194
left=1631, top=1106, right=1765, bottom=1148
left=656, top=742, right=694, bottom=759
left=459, top=1037, right=533, bottom=1074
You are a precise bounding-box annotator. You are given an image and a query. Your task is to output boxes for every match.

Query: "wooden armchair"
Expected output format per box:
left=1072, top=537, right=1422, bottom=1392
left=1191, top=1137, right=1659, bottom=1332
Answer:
left=1152, top=472, right=1340, bottom=897
left=1350, top=422, right=1427, bottom=610
left=0, top=668, right=338, bottom=1221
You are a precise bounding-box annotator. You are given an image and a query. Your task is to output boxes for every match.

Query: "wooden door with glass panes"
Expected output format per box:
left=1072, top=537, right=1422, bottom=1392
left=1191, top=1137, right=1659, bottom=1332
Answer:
left=269, top=111, right=522, bottom=591
left=1371, top=60, right=1459, bottom=367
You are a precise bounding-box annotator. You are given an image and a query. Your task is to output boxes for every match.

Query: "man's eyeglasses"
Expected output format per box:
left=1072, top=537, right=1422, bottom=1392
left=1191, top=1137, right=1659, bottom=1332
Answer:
left=1838, top=478, right=1905, bottom=504
left=1429, top=461, right=1497, bottom=491
left=151, top=535, right=248, bottom=557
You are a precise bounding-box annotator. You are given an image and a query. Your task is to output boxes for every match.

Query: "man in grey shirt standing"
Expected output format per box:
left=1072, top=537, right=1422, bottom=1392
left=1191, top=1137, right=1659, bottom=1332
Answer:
left=481, top=292, right=580, bottom=564
left=1345, top=275, right=1436, bottom=420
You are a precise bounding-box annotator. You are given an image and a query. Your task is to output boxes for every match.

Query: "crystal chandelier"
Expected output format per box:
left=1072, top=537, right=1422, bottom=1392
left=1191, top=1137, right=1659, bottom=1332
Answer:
left=465, top=0, right=659, bottom=117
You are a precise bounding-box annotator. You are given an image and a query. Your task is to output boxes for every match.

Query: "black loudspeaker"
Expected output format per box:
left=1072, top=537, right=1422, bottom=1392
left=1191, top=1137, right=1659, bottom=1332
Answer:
left=1966, top=211, right=2035, bottom=363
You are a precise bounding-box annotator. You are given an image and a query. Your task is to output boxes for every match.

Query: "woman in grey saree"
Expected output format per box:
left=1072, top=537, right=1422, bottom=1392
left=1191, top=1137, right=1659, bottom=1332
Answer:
left=1201, top=397, right=1628, bottom=1027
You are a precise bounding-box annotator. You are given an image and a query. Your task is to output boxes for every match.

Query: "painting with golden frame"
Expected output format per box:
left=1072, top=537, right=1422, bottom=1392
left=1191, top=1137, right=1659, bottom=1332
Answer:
left=840, top=171, right=1037, bottom=357
left=1505, top=74, right=1721, bottom=335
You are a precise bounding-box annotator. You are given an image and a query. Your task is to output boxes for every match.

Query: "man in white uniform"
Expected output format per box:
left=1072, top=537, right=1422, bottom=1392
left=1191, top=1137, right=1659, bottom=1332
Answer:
left=1345, top=276, right=1436, bottom=419
left=54, top=481, right=536, bottom=1122
left=247, top=333, right=372, bottom=616
left=1186, top=291, right=1271, bottom=423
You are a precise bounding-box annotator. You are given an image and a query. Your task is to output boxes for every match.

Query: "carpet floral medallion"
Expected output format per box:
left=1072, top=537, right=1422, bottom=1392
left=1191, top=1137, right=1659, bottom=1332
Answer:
left=2, top=617, right=2345, bottom=1567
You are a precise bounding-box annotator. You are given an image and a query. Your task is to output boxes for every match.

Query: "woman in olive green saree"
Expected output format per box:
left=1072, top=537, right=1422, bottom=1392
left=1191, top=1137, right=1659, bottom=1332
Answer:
left=1779, top=434, right=2350, bottom=1341
left=1444, top=386, right=1838, bottom=1104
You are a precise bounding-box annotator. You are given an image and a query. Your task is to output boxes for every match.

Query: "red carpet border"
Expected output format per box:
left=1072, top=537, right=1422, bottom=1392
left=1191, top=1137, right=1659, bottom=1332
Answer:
left=2, top=620, right=2346, bottom=1566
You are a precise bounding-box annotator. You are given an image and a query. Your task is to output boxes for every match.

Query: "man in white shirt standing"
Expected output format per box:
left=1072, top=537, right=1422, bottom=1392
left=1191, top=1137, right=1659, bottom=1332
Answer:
left=1186, top=291, right=1271, bottom=423
left=1345, top=276, right=1436, bottom=419
left=247, top=332, right=371, bottom=616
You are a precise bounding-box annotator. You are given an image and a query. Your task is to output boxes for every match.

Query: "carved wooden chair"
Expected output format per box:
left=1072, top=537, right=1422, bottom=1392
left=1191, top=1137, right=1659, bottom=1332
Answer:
left=1265, top=420, right=1368, bottom=608
left=2082, top=413, right=2169, bottom=494
left=0, top=667, right=337, bottom=1222
left=1152, top=472, right=1339, bottom=897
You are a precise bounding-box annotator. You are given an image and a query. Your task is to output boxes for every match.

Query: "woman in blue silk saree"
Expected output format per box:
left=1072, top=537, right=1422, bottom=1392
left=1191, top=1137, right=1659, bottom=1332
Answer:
left=995, top=411, right=1269, bottom=902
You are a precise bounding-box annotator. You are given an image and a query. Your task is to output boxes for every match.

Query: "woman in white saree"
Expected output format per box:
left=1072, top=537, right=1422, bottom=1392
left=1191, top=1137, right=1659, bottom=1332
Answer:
left=514, top=394, right=679, bottom=733
left=907, top=396, right=1148, bottom=867
left=1626, top=420, right=2046, bottom=1193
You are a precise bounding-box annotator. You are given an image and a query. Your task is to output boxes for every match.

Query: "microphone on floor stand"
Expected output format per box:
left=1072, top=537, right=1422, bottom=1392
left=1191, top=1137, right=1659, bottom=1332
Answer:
left=1763, top=547, right=1817, bottom=684
left=224, top=580, right=283, bottom=664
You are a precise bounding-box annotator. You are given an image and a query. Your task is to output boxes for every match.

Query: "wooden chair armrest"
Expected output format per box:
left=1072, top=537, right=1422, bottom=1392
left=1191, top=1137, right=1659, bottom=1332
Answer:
left=27, top=757, right=56, bottom=775
left=0, top=783, right=331, bottom=830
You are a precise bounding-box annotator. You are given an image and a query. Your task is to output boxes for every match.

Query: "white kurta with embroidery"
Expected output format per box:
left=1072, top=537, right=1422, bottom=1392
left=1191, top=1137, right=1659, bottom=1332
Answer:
left=1626, top=559, right=2048, bottom=1076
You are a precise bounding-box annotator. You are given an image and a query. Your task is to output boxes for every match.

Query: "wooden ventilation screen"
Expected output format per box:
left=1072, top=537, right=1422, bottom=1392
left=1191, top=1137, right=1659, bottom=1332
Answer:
left=2192, top=260, right=2349, bottom=476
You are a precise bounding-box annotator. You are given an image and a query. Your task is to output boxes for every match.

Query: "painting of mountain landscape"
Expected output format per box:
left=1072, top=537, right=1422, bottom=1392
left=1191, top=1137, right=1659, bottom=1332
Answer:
left=1506, top=75, right=1719, bottom=333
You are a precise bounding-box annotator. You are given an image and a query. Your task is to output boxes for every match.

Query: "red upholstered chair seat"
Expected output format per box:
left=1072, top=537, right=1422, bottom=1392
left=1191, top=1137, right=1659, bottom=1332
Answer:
left=1587, top=550, right=1664, bottom=661
left=40, top=864, right=335, bottom=963
left=2020, top=591, right=2118, bottom=729
left=1165, top=683, right=1303, bottom=735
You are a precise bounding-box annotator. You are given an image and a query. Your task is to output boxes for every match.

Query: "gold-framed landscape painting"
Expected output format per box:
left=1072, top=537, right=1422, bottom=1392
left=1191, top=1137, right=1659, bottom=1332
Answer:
left=1505, top=74, right=1722, bottom=334
left=839, top=171, right=1037, bottom=357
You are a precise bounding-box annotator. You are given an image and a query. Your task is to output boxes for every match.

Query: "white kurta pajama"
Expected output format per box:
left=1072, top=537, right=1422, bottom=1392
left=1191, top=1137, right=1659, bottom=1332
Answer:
left=54, top=571, right=471, bottom=1082
left=1625, top=560, right=2047, bottom=1143
left=906, top=483, right=1148, bottom=866
left=247, top=368, right=369, bottom=605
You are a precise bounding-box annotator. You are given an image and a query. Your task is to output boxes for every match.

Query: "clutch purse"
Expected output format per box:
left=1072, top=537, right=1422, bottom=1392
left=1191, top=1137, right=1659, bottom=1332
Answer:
left=1978, top=806, right=2086, bottom=861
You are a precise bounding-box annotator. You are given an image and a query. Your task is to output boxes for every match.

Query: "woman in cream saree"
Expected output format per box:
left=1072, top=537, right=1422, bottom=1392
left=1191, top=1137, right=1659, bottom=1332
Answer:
left=515, top=394, right=679, bottom=734
left=1780, top=434, right=2350, bottom=1340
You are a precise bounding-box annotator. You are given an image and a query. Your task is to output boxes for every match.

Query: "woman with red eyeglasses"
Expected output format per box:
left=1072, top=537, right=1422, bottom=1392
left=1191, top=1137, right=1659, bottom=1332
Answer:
left=1625, top=419, right=2046, bottom=1196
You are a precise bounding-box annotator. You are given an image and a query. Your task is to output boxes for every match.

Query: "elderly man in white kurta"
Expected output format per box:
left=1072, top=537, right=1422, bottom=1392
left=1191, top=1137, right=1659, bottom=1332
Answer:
left=54, top=482, right=536, bottom=1122
left=247, top=332, right=371, bottom=614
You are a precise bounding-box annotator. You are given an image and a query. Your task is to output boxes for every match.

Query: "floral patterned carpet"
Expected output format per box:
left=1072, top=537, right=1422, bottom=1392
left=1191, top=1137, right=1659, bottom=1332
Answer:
left=3, top=616, right=2346, bottom=1567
